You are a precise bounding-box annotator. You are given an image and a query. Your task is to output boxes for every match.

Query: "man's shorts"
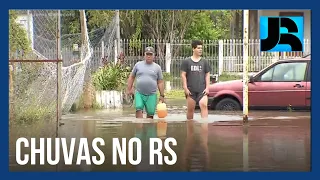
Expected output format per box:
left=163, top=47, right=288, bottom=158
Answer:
left=135, top=91, right=157, bottom=116
left=185, top=91, right=206, bottom=103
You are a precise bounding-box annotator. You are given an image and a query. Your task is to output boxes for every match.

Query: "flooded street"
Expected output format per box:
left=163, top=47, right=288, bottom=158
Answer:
left=9, top=100, right=310, bottom=172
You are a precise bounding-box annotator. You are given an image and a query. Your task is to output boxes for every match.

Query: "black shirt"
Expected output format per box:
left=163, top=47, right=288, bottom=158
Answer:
left=181, top=57, right=212, bottom=93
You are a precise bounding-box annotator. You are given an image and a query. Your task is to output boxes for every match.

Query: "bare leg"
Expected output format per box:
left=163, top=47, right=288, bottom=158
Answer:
left=181, top=120, right=194, bottom=170
left=146, top=115, right=154, bottom=119
left=199, top=95, right=209, bottom=119
left=186, top=96, right=196, bottom=120
left=136, top=110, right=143, bottom=118
left=136, top=123, right=143, bottom=129
left=200, top=123, right=209, bottom=169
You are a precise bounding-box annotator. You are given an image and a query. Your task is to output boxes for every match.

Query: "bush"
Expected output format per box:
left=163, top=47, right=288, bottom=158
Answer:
left=10, top=63, right=55, bottom=125
left=9, top=10, right=31, bottom=58
left=11, top=105, right=55, bottom=125
left=92, top=63, right=131, bottom=91
left=162, top=72, right=173, bottom=81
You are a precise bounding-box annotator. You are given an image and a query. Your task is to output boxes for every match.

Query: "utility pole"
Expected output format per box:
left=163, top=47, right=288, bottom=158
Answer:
left=56, top=10, right=62, bottom=172
left=27, top=10, right=33, bottom=49
left=80, top=10, right=87, bottom=61
left=242, top=10, right=250, bottom=172
left=115, top=10, right=121, bottom=64
left=242, top=10, right=249, bottom=124
left=56, top=10, right=62, bottom=123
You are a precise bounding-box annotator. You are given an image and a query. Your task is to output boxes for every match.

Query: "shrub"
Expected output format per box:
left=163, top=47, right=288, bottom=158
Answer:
left=92, top=63, right=131, bottom=91
left=11, top=104, right=55, bottom=125
left=162, top=72, right=173, bottom=81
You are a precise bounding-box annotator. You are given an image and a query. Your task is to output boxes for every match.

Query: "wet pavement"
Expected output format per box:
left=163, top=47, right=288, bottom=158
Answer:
left=9, top=101, right=310, bottom=172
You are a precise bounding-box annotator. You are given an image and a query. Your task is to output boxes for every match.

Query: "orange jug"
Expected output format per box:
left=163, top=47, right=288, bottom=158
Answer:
left=157, top=102, right=168, bottom=118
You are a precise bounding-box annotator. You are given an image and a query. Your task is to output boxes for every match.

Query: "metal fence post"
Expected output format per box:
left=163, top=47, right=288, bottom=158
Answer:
left=101, top=41, right=104, bottom=66
left=165, top=43, right=171, bottom=91
left=114, top=39, right=118, bottom=64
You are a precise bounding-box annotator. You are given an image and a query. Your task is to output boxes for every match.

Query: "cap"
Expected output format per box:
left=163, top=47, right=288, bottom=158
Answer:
left=145, top=47, right=155, bottom=54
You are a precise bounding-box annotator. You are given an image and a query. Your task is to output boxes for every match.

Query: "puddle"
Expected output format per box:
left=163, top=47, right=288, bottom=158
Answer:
left=9, top=107, right=310, bottom=172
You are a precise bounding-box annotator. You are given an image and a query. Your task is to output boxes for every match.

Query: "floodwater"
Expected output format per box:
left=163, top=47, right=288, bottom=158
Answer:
left=9, top=100, right=310, bottom=172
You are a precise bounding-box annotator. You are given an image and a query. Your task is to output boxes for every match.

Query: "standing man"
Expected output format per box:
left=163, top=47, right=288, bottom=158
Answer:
left=126, top=47, right=165, bottom=119
left=181, top=40, right=212, bottom=120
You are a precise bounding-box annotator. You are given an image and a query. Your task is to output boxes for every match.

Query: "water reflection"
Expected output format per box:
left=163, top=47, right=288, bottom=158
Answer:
left=181, top=121, right=209, bottom=171
left=243, top=125, right=249, bottom=172
left=9, top=112, right=310, bottom=172
left=134, top=122, right=158, bottom=171
left=58, top=120, right=97, bottom=172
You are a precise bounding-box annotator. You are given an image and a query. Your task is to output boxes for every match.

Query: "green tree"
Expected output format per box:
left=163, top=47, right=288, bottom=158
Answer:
left=60, top=10, right=237, bottom=41
left=185, top=10, right=233, bottom=40
left=58, top=10, right=238, bottom=52
left=61, top=10, right=81, bottom=34
left=61, top=10, right=115, bottom=35
left=9, top=10, right=31, bottom=58
left=86, top=10, right=114, bottom=31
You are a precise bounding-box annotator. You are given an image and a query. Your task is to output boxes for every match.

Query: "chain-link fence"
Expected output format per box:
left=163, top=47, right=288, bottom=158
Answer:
left=9, top=9, right=118, bottom=124
left=9, top=10, right=61, bottom=171
left=9, top=10, right=120, bottom=171
left=9, top=10, right=61, bottom=126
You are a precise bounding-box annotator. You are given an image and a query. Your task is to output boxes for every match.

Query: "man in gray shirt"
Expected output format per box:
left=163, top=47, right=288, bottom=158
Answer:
left=126, top=47, right=165, bottom=119
left=181, top=40, right=212, bottom=120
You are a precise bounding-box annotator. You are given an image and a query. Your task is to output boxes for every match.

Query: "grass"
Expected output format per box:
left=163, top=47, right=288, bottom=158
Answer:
left=157, top=73, right=242, bottom=100
left=92, top=101, right=103, bottom=109
left=163, top=72, right=174, bottom=81
left=158, top=89, right=185, bottom=99
left=10, top=105, right=55, bottom=125
left=218, top=73, right=242, bottom=82
left=70, top=89, right=103, bottom=111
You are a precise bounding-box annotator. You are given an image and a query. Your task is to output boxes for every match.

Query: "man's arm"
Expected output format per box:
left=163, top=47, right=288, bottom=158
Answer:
left=181, top=72, right=188, bottom=90
left=205, top=72, right=210, bottom=88
left=180, top=60, right=188, bottom=90
left=127, top=75, right=135, bottom=91
left=127, top=64, right=137, bottom=92
left=157, top=66, right=165, bottom=97
left=204, top=60, right=212, bottom=89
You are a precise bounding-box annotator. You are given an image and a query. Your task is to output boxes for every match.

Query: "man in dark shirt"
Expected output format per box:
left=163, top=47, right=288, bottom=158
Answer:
left=180, top=40, right=212, bottom=120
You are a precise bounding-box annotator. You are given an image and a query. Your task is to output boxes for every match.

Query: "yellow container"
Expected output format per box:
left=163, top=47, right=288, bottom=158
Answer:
left=157, top=102, right=168, bottom=118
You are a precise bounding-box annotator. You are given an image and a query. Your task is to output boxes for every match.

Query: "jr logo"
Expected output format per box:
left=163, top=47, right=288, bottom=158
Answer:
left=260, top=16, right=304, bottom=52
